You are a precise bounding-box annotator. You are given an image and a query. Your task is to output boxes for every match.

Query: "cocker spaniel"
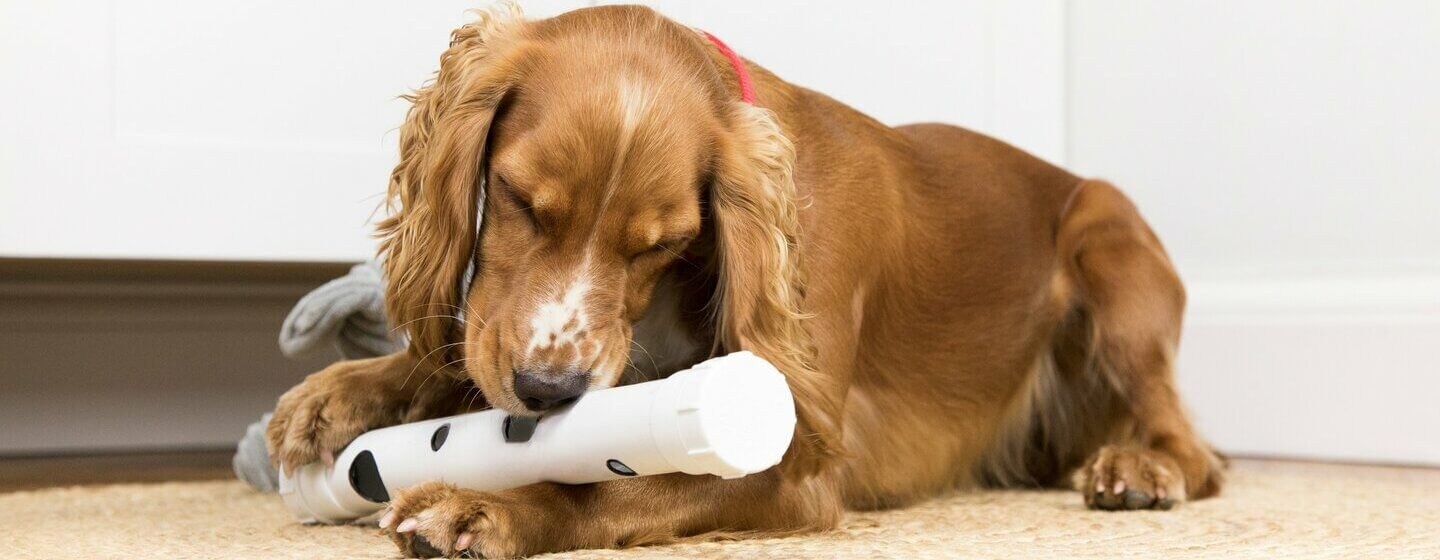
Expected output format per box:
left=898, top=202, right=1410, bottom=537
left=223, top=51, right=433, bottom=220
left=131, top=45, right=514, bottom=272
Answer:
left=267, top=4, right=1224, bottom=557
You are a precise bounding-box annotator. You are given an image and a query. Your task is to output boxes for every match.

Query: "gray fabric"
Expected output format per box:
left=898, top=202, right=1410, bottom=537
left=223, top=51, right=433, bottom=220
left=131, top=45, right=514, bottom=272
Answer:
left=237, top=260, right=404, bottom=493
left=233, top=413, right=278, bottom=492
left=278, top=261, right=403, bottom=361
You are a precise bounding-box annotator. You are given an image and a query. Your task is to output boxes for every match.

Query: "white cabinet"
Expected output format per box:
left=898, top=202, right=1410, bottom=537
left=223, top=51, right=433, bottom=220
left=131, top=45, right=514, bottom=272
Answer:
left=0, top=0, right=589, bottom=262
left=0, top=0, right=1059, bottom=262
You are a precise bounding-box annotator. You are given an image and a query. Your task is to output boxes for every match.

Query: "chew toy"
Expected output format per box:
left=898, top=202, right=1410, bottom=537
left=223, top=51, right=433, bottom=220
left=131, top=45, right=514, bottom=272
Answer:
left=279, top=351, right=795, bottom=524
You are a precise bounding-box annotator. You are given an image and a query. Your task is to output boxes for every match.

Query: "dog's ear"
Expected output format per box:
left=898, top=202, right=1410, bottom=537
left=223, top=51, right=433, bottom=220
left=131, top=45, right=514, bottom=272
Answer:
left=378, top=3, right=527, bottom=372
left=709, top=102, right=844, bottom=474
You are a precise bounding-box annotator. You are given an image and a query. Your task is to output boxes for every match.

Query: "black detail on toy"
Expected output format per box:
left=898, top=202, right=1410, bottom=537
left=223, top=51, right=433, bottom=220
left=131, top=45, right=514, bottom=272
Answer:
left=503, top=415, right=538, bottom=443
left=606, top=459, right=637, bottom=476
left=430, top=423, right=450, bottom=451
left=348, top=450, right=389, bottom=503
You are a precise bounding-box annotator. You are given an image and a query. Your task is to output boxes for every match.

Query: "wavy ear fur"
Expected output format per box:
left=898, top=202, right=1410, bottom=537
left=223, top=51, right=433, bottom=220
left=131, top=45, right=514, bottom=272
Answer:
left=710, top=102, right=845, bottom=474
left=377, top=3, right=526, bottom=372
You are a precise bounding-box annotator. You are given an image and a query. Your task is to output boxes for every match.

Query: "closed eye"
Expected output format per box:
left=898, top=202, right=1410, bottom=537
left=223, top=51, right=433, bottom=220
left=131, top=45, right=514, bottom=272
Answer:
left=641, top=242, right=671, bottom=257
left=497, top=177, right=541, bottom=233
left=632, top=238, right=687, bottom=263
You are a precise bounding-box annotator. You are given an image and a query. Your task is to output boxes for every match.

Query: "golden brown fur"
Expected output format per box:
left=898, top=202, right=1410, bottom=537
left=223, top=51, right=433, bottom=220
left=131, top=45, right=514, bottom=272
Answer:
left=267, top=4, right=1224, bottom=557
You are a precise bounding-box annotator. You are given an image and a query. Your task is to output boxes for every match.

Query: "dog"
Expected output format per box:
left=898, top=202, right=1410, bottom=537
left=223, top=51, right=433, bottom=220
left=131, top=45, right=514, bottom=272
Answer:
left=267, top=4, right=1224, bottom=557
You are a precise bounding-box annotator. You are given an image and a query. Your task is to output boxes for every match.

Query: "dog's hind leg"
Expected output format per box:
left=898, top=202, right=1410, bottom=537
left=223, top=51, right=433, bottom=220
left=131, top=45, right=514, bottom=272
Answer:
left=1055, top=180, right=1224, bottom=511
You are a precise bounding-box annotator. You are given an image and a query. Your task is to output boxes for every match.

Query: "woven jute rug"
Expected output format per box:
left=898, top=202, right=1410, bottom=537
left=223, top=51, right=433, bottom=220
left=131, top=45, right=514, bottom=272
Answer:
left=2, top=461, right=1437, bottom=559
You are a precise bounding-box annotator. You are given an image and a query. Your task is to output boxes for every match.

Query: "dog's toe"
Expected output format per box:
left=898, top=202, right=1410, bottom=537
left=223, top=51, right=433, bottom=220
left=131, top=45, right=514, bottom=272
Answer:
left=1076, top=445, right=1187, bottom=511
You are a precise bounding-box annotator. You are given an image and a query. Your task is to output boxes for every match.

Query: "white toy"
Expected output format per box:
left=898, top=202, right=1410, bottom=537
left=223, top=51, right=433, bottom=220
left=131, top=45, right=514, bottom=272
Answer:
left=279, top=351, right=795, bottom=524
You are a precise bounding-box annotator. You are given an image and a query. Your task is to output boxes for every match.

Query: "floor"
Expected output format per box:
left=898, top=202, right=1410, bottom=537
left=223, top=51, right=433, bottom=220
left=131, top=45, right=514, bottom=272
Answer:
left=4, top=453, right=1437, bottom=559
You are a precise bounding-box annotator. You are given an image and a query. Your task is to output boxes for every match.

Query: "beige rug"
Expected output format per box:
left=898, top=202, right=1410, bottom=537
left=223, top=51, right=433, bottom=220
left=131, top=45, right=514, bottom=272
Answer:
left=2, top=461, right=1437, bottom=559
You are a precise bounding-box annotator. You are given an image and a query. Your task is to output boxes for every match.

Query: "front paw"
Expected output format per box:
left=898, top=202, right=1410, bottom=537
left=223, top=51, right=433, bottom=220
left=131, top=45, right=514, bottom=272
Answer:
left=265, top=357, right=408, bottom=474
left=1075, top=445, right=1186, bottom=511
left=382, top=482, right=556, bottom=559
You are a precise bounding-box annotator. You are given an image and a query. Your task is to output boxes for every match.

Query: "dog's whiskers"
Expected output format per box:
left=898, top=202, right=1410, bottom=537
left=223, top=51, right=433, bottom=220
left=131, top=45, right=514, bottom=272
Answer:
left=408, top=356, right=470, bottom=410
left=400, top=341, right=467, bottom=390
left=628, top=338, right=661, bottom=383
left=390, top=313, right=465, bottom=334
left=463, top=381, right=491, bottom=413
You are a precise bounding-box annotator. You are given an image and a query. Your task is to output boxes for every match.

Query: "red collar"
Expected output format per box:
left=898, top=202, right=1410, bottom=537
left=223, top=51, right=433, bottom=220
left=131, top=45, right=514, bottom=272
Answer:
left=700, top=31, right=757, bottom=104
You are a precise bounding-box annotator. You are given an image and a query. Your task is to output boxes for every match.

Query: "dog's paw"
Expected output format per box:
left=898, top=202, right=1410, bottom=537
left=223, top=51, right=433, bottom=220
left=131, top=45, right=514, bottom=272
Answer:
left=266, top=359, right=402, bottom=474
left=382, top=482, right=549, bottom=559
left=1075, top=445, right=1186, bottom=511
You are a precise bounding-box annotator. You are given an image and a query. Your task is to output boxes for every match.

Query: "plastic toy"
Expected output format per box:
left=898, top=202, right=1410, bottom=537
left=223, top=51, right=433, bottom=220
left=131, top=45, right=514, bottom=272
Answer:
left=279, top=351, right=795, bottom=524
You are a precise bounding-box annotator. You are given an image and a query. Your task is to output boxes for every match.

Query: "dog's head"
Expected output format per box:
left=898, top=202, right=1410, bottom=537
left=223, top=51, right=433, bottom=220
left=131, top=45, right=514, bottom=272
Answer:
left=378, top=4, right=839, bottom=466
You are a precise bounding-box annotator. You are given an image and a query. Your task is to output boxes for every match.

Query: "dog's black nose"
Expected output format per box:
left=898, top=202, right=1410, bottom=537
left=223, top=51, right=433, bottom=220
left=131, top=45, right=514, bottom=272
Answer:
left=512, top=368, right=588, bottom=411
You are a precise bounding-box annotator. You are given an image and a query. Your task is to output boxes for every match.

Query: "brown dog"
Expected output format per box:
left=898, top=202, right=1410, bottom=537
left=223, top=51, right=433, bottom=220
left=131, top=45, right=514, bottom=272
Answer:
left=266, top=4, right=1224, bottom=557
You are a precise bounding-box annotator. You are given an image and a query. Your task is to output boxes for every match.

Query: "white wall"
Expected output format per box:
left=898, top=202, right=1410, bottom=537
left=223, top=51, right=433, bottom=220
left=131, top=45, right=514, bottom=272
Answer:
left=635, top=0, right=1066, bottom=163
left=1066, top=1, right=1440, bottom=465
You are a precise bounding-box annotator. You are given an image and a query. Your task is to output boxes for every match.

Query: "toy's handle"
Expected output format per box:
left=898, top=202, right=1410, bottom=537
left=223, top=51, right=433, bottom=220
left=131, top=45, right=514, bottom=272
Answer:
left=279, top=351, right=795, bottom=524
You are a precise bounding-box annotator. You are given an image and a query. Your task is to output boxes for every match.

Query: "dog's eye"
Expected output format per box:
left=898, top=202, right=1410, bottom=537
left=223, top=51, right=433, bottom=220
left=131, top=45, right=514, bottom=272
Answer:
left=516, top=200, right=542, bottom=233
left=498, top=179, right=541, bottom=233
left=632, top=241, right=674, bottom=263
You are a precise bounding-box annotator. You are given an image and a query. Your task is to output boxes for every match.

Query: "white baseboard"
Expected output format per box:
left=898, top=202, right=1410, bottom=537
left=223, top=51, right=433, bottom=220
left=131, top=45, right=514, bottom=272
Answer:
left=6, top=260, right=1434, bottom=467
left=0, top=259, right=349, bottom=454
left=1179, top=276, right=1440, bottom=466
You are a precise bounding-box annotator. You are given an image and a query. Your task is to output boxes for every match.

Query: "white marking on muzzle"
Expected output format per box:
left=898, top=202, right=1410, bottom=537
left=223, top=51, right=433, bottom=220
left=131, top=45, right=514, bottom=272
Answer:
left=526, top=277, right=590, bottom=356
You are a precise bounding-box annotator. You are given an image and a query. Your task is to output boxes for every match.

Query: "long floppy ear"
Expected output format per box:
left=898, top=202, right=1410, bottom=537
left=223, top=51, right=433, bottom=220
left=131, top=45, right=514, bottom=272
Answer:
left=377, top=3, right=526, bottom=373
left=710, top=102, right=845, bottom=474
